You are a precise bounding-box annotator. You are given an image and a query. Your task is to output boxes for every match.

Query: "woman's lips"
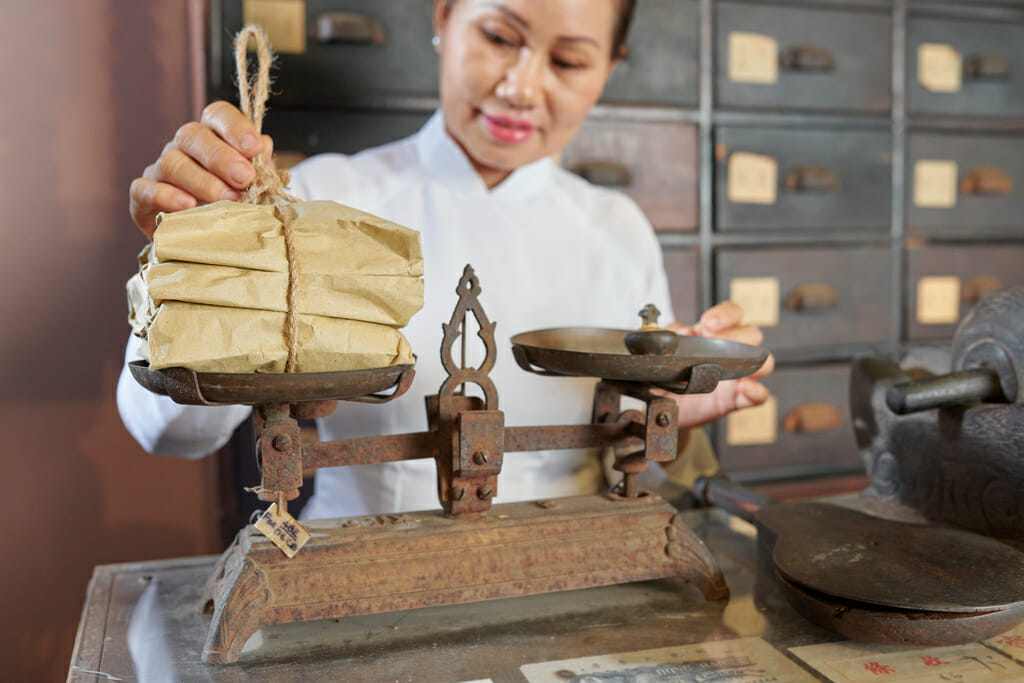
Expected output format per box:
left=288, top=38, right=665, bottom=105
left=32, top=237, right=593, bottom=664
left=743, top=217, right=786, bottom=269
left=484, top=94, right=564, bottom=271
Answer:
left=483, top=114, right=535, bottom=144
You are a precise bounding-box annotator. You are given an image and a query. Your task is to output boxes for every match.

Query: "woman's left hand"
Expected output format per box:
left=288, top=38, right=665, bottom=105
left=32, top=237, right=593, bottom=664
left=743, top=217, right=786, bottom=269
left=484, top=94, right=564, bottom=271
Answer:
left=660, top=300, right=775, bottom=429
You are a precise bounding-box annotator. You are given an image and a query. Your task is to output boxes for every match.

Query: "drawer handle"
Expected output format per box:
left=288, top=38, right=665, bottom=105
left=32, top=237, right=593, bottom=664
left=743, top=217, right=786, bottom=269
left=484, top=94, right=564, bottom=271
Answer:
left=784, top=165, right=840, bottom=193
left=314, top=13, right=386, bottom=45
left=784, top=283, right=839, bottom=312
left=570, top=160, right=633, bottom=188
left=960, top=166, right=1013, bottom=196
left=783, top=403, right=842, bottom=434
left=963, top=275, right=1004, bottom=304
left=779, top=45, right=835, bottom=73
left=965, top=54, right=1011, bottom=81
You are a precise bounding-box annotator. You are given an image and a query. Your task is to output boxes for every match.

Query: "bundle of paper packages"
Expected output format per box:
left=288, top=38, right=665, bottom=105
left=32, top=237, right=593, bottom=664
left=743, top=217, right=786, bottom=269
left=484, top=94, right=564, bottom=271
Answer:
left=127, top=199, right=423, bottom=373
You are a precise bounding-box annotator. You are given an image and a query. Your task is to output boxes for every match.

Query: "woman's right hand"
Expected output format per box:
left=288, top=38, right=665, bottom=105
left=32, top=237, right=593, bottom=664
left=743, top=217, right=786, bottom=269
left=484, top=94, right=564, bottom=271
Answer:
left=129, top=101, right=274, bottom=239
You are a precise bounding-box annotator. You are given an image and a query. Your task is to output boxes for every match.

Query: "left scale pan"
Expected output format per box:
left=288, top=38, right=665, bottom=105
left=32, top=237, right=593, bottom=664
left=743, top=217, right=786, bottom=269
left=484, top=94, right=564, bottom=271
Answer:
left=128, top=360, right=416, bottom=406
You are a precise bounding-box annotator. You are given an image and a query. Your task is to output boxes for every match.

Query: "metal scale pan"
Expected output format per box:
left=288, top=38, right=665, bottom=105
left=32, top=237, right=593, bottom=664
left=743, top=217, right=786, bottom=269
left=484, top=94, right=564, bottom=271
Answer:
left=511, top=328, right=768, bottom=393
left=128, top=360, right=415, bottom=406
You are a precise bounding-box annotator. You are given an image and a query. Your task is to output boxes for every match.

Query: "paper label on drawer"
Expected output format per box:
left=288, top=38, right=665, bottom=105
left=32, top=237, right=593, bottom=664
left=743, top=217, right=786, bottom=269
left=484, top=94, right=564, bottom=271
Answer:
left=789, top=640, right=1024, bottom=682
left=727, top=395, right=777, bottom=446
left=244, top=0, right=307, bottom=54
left=521, top=636, right=815, bottom=682
left=728, top=32, right=779, bottom=84
left=730, top=277, right=780, bottom=327
left=918, top=43, right=962, bottom=93
left=917, top=276, right=961, bottom=324
left=728, top=152, right=778, bottom=205
left=913, top=159, right=958, bottom=208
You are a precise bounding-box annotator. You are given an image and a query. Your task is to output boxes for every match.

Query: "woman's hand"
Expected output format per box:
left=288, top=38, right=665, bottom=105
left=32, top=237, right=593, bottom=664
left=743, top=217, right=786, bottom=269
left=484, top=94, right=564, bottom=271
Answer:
left=129, top=101, right=274, bottom=239
left=662, top=300, right=776, bottom=430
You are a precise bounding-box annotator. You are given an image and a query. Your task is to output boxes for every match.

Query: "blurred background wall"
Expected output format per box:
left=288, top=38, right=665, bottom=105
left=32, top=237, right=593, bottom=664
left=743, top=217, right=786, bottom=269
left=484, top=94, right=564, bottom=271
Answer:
left=0, top=2, right=220, bottom=680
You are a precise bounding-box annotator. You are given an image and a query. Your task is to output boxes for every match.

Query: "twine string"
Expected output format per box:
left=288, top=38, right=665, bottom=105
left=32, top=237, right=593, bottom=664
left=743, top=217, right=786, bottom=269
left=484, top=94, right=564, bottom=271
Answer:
left=234, top=25, right=300, bottom=373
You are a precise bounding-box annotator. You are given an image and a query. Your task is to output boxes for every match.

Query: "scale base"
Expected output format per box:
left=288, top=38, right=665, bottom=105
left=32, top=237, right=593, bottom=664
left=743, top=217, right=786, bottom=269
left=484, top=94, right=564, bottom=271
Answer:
left=200, top=493, right=728, bottom=664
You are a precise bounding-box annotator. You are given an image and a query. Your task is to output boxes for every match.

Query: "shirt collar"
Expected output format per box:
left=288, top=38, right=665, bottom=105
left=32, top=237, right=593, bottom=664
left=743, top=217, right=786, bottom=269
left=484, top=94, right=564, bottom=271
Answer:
left=415, top=110, right=555, bottom=201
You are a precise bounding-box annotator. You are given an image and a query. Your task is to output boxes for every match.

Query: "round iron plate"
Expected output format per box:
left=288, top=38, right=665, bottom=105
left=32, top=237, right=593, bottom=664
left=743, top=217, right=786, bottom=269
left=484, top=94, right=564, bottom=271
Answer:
left=129, top=360, right=413, bottom=405
left=510, top=328, right=768, bottom=384
left=760, top=502, right=1024, bottom=614
left=775, top=568, right=1024, bottom=646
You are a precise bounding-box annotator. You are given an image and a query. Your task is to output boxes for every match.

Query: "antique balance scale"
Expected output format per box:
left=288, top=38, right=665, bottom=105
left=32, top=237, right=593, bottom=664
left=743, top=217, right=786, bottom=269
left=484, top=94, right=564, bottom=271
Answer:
left=130, top=264, right=770, bottom=664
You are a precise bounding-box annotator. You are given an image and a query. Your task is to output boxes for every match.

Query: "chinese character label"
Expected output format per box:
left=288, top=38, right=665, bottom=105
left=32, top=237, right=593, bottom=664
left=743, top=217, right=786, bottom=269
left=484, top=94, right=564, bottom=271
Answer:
left=254, top=502, right=310, bottom=558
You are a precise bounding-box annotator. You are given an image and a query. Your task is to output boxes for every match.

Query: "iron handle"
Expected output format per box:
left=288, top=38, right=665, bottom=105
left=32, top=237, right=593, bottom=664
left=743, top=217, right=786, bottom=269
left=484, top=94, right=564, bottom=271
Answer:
left=782, top=403, right=842, bottom=433
left=570, top=160, right=633, bottom=188
left=779, top=45, right=835, bottom=72
left=965, top=54, right=1011, bottom=81
left=693, top=474, right=775, bottom=523
left=960, top=166, right=1013, bottom=196
left=963, top=275, right=1004, bottom=304
left=784, top=283, right=840, bottom=312
left=784, top=165, right=840, bottom=193
left=885, top=367, right=1005, bottom=414
left=313, top=13, right=386, bottom=45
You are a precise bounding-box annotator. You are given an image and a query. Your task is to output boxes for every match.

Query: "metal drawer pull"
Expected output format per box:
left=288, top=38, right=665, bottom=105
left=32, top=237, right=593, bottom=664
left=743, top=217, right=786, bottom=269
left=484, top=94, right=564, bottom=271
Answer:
left=570, top=160, right=633, bottom=188
left=965, top=54, right=1010, bottom=81
left=783, top=165, right=840, bottom=193
left=963, top=275, right=1004, bottom=304
left=959, top=166, right=1013, bottom=196
left=314, top=13, right=386, bottom=45
left=784, top=283, right=839, bottom=312
left=782, top=403, right=842, bottom=433
left=779, top=45, right=835, bottom=73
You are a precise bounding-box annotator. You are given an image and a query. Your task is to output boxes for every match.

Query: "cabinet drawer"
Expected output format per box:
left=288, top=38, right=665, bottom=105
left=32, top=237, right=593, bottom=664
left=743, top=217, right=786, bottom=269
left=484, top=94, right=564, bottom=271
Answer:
left=715, top=127, right=891, bottom=231
left=716, top=246, right=892, bottom=353
left=906, top=133, right=1024, bottom=233
left=715, top=364, right=861, bottom=479
left=908, top=15, right=1024, bottom=117
left=265, top=107, right=430, bottom=156
left=215, top=0, right=438, bottom=101
left=714, top=2, right=891, bottom=113
left=905, top=243, right=1024, bottom=341
left=600, top=0, right=699, bottom=106
left=663, top=248, right=699, bottom=327
left=562, top=119, right=698, bottom=231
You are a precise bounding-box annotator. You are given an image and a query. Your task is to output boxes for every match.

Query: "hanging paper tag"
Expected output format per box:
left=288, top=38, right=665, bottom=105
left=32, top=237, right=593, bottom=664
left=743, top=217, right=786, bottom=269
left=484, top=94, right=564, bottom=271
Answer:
left=728, top=32, right=779, bottom=84
left=730, top=277, right=780, bottom=327
left=728, top=152, right=778, bottom=205
left=243, top=0, right=307, bottom=54
left=254, top=503, right=310, bottom=558
left=913, top=160, right=958, bottom=208
left=918, top=43, right=962, bottom=93
left=917, top=276, right=961, bottom=325
left=727, top=396, right=778, bottom=446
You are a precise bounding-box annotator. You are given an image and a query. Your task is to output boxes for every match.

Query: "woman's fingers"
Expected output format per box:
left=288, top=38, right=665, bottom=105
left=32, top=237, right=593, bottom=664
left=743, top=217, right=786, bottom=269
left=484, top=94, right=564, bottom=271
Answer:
left=129, top=177, right=197, bottom=239
left=173, top=122, right=255, bottom=191
left=200, top=100, right=264, bottom=158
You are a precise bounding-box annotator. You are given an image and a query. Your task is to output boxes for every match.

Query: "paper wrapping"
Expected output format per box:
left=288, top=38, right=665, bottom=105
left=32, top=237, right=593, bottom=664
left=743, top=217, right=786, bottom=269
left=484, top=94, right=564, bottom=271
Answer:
left=130, top=199, right=423, bottom=373
left=145, top=302, right=414, bottom=373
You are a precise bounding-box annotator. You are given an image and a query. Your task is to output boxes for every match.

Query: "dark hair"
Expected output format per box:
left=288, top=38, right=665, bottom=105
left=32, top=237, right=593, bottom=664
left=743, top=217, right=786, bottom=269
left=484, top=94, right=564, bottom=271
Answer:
left=611, top=0, right=636, bottom=58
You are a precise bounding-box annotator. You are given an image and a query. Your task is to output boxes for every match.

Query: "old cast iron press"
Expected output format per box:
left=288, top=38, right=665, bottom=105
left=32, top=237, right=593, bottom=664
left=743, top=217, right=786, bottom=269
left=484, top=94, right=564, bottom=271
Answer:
left=131, top=265, right=769, bottom=664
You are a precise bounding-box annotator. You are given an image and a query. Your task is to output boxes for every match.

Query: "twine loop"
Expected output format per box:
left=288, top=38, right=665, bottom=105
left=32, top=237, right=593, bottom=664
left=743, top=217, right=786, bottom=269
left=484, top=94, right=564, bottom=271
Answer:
left=234, top=25, right=300, bottom=372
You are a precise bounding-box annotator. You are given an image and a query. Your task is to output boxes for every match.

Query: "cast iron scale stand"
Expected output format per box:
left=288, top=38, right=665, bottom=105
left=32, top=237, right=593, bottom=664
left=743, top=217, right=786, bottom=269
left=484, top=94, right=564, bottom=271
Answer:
left=131, top=265, right=768, bottom=664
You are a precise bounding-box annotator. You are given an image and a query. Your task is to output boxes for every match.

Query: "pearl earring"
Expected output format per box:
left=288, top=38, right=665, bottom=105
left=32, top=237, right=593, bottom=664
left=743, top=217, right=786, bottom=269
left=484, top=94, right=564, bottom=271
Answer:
left=432, top=35, right=441, bottom=48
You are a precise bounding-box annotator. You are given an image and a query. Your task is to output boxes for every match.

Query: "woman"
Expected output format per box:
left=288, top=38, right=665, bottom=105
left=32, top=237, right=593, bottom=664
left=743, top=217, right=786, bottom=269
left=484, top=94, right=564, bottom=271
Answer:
left=119, top=0, right=773, bottom=518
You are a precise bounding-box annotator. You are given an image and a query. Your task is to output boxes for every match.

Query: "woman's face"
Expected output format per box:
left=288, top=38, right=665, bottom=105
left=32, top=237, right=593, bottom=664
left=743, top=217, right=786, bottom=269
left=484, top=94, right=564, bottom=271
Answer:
left=433, top=0, right=620, bottom=188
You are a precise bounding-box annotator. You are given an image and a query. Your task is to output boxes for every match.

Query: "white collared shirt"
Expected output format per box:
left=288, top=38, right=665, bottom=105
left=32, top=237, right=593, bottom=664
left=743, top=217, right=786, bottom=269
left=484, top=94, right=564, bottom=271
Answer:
left=117, top=111, right=673, bottom=518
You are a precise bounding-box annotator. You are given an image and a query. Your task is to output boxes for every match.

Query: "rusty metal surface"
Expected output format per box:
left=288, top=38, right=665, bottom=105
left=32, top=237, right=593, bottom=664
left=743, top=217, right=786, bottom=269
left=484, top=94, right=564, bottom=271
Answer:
left=761, top=501, right=1024, bottom=614
left=199, top=495, right=727, bottom=664
left=775, top=568, right=1024, bottom=647
left=129, top=360, right=414, bottom=405
left=510, top=328, right=766, bottom=391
